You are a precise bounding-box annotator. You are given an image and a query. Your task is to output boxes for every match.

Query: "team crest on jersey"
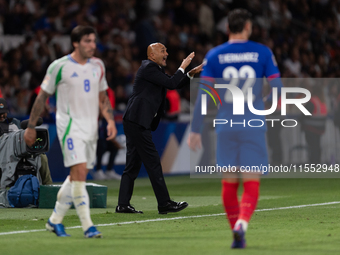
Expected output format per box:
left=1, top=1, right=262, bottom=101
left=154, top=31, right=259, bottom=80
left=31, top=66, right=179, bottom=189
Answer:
left=71, top=152, right=77, bottom=160
left=92, top=68, right=100, bottom=78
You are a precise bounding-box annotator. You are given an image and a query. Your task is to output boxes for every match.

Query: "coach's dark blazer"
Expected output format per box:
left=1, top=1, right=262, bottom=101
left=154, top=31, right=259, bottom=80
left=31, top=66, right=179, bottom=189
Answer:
left=123, top=60, right=190, bottom=131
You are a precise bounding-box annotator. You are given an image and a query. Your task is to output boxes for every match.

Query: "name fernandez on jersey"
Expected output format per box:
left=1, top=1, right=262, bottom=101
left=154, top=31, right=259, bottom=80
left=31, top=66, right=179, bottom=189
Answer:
left=218, top=52, right=259, bottom=64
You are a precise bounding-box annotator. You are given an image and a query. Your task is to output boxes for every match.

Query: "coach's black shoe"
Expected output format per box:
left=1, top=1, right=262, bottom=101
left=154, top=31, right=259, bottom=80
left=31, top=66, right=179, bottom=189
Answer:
left=158, top=200, right=188, bottom=214
left=115, top=205, right=143, bottom=214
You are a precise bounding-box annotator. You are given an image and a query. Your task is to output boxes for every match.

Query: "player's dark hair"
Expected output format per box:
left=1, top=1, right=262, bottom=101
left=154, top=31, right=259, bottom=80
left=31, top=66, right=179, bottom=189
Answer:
left=70, top=25, right=96, bottom=44
left=228, top=9, right=252, bottom=34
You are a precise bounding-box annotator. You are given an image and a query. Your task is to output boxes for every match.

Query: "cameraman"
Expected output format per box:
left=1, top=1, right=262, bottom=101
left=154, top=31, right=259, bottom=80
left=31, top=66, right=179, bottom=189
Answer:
left=0, top=98, right=52, bottom=186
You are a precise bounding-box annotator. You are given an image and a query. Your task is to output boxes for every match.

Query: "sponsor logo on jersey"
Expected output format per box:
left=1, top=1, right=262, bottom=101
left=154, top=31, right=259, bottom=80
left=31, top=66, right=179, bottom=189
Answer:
left=71, top=72, right=78, bottom=78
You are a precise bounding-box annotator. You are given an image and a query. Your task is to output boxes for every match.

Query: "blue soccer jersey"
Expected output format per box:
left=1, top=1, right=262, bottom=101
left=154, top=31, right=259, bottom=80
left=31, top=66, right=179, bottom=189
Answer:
left=192, top=40, right=282, bottom=133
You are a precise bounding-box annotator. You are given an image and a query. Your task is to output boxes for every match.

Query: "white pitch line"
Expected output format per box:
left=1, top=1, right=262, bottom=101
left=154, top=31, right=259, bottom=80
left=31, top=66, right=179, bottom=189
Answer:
left=1, top=201, right=339, bottom=236
left=255, top=201, right=340, bottom=212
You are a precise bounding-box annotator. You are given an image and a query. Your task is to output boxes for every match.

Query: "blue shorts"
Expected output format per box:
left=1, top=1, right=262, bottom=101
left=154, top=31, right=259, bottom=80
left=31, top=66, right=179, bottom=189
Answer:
left=216, top=130, right=268, bottom=173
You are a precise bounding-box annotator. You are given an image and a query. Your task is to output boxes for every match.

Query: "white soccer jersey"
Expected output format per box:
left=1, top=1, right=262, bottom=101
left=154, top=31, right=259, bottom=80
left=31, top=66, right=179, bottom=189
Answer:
left=41, top=55, right=108, bottom=145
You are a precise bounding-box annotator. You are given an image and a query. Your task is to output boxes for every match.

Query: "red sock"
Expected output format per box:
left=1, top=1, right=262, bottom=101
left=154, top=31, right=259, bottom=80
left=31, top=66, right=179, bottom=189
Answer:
left=221, top=180, right=239, bottom=229
left=239, top=181, right=260, bottom=222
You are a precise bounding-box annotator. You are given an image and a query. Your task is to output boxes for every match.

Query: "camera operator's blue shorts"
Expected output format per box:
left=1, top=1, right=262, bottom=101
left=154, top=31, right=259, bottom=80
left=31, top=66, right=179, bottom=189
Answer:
left=216, top=129, right=268, bottom=174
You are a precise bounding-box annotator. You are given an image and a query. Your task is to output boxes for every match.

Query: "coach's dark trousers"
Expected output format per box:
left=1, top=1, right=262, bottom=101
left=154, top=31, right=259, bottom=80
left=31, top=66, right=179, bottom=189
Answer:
left=118, top=120, right=171, bottom=206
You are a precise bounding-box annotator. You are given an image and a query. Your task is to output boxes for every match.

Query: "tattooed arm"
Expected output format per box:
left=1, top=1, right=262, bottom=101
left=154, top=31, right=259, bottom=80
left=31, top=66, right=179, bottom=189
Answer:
left=99, top=91, right=117, bottom=140
left=24, top=90, right=51, bottom=146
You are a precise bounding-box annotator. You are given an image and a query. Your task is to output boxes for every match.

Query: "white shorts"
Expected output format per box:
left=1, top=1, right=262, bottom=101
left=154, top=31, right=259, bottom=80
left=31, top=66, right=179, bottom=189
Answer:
left=60, top=135, right=97, bottom=169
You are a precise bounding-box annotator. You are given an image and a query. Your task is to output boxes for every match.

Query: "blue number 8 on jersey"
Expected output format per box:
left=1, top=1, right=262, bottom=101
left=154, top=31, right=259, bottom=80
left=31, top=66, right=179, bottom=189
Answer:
left=84, top=79, right=90, bottom=92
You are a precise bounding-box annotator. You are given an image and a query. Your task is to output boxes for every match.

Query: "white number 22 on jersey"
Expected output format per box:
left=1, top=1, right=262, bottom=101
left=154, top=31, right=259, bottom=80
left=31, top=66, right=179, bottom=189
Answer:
left=222, top=65, right=256, bottom=103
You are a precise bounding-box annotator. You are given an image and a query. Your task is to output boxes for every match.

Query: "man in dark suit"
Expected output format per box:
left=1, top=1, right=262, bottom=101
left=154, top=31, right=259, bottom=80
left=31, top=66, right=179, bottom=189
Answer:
left=116, top=43, right=203, bottom=214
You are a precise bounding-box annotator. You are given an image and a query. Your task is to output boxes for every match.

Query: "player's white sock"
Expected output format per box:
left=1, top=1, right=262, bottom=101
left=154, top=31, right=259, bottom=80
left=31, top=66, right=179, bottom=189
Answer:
left=72, top=181, right=93, bottom=231
left=234, top=219, right=248, bottom=232
left=50, top=176, right=73, bottom=224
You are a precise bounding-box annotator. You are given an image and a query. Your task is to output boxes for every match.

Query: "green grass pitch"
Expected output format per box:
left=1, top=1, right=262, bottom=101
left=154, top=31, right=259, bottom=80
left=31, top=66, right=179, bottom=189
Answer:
left=0, top=176, right=340, bottom=255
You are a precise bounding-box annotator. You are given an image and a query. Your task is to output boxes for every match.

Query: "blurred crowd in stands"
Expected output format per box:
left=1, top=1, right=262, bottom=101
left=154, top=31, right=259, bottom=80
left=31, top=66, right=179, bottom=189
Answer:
left=0, top=0, right=340, bottom=117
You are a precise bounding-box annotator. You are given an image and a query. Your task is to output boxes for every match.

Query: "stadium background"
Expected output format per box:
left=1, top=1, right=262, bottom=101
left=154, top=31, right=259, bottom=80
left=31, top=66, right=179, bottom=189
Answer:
left=1, top=0, right=340, bottom=181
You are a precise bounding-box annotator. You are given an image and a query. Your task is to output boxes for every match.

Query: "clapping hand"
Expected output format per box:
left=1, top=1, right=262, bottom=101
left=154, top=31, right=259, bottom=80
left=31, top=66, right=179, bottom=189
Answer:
left=180, top=52, right=195, bottom=70
left=188, top=63, right=204, bottom=77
